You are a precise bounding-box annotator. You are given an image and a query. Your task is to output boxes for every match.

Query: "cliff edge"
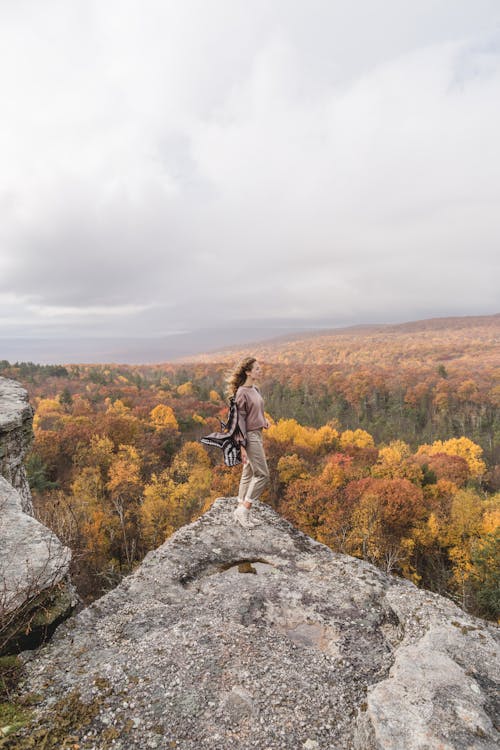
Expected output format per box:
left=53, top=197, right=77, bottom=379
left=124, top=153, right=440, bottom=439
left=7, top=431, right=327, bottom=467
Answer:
left=9, top=496, right=500, bottom=750
left=0, top=376, right=76, bottom=654
left=0, top=377, right=35, bottom=514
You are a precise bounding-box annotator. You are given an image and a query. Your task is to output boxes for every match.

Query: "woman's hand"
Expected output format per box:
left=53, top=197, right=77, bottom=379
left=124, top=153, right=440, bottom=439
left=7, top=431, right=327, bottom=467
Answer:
left=241, top=446, right=248, bottom=463
left=264, top=419, right=270, bottom=429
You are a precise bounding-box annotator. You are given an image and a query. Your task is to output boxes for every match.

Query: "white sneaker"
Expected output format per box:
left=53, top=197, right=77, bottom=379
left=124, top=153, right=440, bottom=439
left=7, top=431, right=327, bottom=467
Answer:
left=233, top=505, right=256, bottom=529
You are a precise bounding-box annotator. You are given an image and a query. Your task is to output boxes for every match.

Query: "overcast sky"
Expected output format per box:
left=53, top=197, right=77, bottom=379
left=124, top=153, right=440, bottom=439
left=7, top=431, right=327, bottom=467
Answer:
left=1, top=1, right=499, bottom=362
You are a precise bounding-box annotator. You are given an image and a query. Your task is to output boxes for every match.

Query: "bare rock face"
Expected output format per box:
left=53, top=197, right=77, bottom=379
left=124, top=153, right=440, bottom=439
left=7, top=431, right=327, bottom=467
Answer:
left=0, top=376, right=35, bottom=514
left=13, top=498, right=499, bottom=750
left=0, top=376, right=76, bottom=654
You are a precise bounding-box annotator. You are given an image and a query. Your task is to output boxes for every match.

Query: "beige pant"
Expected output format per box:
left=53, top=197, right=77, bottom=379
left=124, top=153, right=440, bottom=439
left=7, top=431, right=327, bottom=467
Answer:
left=238, top=429, right=270, bottom=503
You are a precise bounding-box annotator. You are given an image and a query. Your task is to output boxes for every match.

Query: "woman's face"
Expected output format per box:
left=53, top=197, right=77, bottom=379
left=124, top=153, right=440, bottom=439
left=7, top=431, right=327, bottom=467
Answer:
left=250, top=360, right=261, bottom=379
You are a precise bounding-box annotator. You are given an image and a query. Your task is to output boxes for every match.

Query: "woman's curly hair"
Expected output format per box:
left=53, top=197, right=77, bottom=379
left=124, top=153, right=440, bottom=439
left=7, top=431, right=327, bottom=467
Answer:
left=224, top=356, right=257, bottom=399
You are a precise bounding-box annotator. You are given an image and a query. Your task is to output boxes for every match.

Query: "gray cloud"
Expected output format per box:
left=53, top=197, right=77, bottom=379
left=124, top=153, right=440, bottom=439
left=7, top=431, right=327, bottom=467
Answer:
left=0, top=0, right=499, bottom=360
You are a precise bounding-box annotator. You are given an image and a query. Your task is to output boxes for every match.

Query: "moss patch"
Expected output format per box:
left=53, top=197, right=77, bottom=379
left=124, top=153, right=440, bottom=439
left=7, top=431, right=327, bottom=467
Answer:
left=0, top=657, right=21, bottom=702
left=0, top=657, right=33, bottom=742
left=0, top=675, right=136, bottom=750
left=0, top=689, right=100, bottom=749
left=0, top=702, right=32, bottom=739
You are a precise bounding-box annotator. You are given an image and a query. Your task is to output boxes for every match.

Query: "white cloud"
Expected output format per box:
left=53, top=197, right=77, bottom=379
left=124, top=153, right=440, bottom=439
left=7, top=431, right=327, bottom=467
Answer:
left=0, top=0, right=499, bottom=352
left=26, top=303, right=153, bottom=318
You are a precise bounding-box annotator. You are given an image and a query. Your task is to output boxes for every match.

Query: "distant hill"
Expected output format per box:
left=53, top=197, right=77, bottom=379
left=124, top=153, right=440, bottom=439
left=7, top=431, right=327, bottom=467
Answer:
left=182, top=314, right=500, bottom=369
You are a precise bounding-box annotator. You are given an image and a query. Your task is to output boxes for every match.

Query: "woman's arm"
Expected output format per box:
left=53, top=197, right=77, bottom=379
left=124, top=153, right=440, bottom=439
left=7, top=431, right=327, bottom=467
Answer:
left=234, top=388, right=248, bottom=447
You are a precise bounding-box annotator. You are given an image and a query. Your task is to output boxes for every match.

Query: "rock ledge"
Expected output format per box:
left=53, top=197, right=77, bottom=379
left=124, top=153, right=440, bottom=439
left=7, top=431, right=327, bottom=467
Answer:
left=0, top=377, right=76, bottom=654
left=11, top=497, right=499, bottom=750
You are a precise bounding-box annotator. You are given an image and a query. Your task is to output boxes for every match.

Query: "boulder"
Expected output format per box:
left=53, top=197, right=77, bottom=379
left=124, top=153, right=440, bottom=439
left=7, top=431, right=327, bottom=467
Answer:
left=0, top=377, right=35, bottom=514
left=0, top=377, right=76, bottom=654
left=11, top=497, right=498, bottom=750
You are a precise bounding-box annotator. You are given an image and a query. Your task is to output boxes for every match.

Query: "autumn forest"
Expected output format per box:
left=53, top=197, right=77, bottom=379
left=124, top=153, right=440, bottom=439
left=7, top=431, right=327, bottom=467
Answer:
left=2, top=315, right=499, bottom=620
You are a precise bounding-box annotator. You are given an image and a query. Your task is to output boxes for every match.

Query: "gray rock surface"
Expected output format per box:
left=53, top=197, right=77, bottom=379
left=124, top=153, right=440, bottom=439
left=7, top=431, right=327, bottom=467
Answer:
left=13, top=498, right=499, bottom=750
left=0, top=476, right=72, bottom=615
left=0, top=376, right=34, bottom=513
left=0, top=377, right=75, bottom=651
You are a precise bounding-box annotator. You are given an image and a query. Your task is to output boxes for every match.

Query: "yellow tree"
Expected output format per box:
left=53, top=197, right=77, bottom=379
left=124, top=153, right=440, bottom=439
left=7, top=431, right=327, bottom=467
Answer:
left=81, top=507, right=116, bottom=564
left=33, top=397, right=64, bottom=431
left=442, top=489, right=484, bottom=609
left=150, top=404, right=179, bottom=431
left=372, top=440, right=423, bottom=483
left=105, top=398, right=131, bottom=416
left=416, top=438, right=486, bottom=479
left=71, top=466, right=105, bottom=507
left=71, top=466, right=115, bottom=568
left=469, top=492, right=500, bottom=619
left=167, top=442, right=212, bottom=524
left=170, top=441, right=210, bottom=482
left=106, top=445, right=143, bottom=566
left=177, top=381, right=194, bottom=396
left=267, top=419, right=338, bottom=452
left=481, top=494, right=500, bottom=535
left=142, top=442, right=212, bottom=538
left=73, top=434, right=114, bottom=479
left=202, top=465, right=240, bottom=512
left=140, top=472, right=177, bottom=547
left=340, top=429, right=375, bottom=449
left=277, top=454, right=309, bottom=484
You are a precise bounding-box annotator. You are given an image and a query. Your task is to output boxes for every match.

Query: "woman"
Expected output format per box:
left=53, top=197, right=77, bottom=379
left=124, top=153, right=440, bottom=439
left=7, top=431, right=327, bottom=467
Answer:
left=226, top=357, right=270, bottom=528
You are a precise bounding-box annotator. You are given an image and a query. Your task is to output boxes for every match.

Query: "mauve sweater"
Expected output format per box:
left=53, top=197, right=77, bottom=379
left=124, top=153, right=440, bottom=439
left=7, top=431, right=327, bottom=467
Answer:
left=235, top=385, right=267, bottom=445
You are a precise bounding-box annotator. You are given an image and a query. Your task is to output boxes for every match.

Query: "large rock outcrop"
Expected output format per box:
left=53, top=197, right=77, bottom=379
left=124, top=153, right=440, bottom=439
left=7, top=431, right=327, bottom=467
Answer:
left=0, top=377, right=35, bottom=514
left=11, top=497, right=499, bottom=750
left=0, top=377, right=76, bottom=654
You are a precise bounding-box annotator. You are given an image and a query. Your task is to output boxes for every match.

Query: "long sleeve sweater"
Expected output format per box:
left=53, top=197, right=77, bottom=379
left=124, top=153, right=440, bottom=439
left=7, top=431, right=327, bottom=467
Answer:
left=235, top=385, right=267, bottom=446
